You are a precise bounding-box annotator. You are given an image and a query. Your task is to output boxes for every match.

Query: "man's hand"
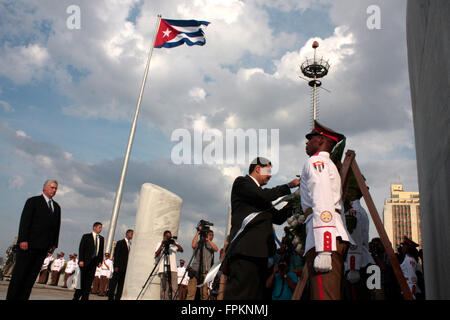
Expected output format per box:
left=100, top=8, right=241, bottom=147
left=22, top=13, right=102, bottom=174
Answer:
left=79, top=261, right=84, bottom=267
left=287, top=178, right=300, bottom=188
left=273, top=265, right=279, bottom=274
left=19, top=241, right=28, bottom=251
left=313, top=251, right=332, bottom=273
left=114, top=267, right=119, bottom=273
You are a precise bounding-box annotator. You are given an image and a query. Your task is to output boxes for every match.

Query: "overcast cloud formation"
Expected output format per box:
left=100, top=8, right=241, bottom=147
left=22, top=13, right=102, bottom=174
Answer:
left=0, top=0, right=417, bottom=262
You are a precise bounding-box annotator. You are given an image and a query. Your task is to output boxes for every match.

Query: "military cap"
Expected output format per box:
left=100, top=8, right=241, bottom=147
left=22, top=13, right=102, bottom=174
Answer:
left=401, top=236, right=419, bottom=248
left=306, top=120, right=345, bottom=143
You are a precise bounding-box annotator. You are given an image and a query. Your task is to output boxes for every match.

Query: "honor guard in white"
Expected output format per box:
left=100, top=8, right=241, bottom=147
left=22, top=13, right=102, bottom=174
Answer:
left=91, top=265, right=102, bottom=294
left=99, top=253, right=113, bottom=296
left=301, top=121, right=353, bottom=300
left=50, top=252, right=65, bottom=286
left=344, top=199, right=374, bottom=282
left=399, top=237, right=421, bottom=299
left=38, top=253, right=54, bottom=284
left=63, top=254, right=76, bottom=288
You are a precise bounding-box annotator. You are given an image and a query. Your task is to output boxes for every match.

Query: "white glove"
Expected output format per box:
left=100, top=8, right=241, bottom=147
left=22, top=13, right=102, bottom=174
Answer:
left=313, top=251, right=332, bottom=273
left=346, top=270, right=360, bottom=284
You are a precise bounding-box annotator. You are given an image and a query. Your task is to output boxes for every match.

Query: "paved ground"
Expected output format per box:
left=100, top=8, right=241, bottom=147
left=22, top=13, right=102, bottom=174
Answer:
left=0, top=279, right=108, bottom=300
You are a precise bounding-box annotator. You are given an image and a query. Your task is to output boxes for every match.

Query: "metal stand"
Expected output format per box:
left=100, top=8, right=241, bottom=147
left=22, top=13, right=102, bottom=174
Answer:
left=292, top=150, right=414, bottom=300
left=173, top=233, right=208, bottom=300
left=136, top=241, right=173, bottom=300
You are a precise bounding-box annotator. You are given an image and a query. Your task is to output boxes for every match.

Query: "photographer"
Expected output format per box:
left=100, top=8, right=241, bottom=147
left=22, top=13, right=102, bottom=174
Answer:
left=186, top=222, right=218, bottom=300
left=265, top=258, right=297, bottom=300
left=154, top=230, right=184, bottom=300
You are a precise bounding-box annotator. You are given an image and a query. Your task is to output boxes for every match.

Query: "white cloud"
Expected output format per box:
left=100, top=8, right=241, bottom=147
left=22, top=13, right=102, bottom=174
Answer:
left=8, top=176, right=24, bottom=190
left=273, top=26, right=355, bottom=81
left=0, top=44, right=50, bottom=84
left=177, top=0, right=244, bottom=24
left=189, top=87, right=206, bottom=102
left=0, top=0, right=418, bottom=257
left=16, top=130, right=27, bottom=137
left=221, top=165, right=242, bottom=180
left=0, top=100, right=13, bottom=113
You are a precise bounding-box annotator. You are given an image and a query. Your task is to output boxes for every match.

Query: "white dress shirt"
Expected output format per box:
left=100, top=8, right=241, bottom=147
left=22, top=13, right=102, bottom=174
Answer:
left=177, top=266, right=190, bottom=285
left=92, top=232, right=100, bottom=255
left=42, top=193, right=54, bottom=212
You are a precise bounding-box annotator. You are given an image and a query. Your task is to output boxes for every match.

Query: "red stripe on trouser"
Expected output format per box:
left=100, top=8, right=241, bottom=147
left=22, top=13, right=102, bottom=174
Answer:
left=351, top=284, right=357, bottom=300
left=317, top=274, right=324, bottom=300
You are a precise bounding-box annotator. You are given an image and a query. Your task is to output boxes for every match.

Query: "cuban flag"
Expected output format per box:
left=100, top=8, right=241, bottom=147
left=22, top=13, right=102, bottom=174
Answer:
left=154, top=18, right=210, bottom=49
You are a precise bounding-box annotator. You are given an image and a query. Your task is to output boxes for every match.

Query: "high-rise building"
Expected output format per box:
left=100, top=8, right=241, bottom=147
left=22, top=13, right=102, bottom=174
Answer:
left=383, top=184, right=421, bottom=250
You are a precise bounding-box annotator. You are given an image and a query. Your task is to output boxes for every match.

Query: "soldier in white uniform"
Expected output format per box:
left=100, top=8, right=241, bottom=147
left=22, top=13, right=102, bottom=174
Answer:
left=399, top=237, right=422, bottom=299
left=50, top=252, right=65, bottom=286
left=70, top=254, right=81, bottom=290
left=343, top=181, right=375, bottom=300
left=177, top=259, right=189, bottom=300
left=38, top=253, right=54, bottom=284
left=63, top=254, right=77, bottom=288
left=300, top=121, right=353, bottom=300
left=99, top=253, right=113, bottom=296
left=91, top=265, right=102, bottom=294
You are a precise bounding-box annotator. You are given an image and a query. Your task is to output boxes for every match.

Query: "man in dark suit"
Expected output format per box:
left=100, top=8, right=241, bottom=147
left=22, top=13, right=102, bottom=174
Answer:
left=73, top=222, right=105, bottom=300
left=108, top=229, right=134, bottom=300
left=224, top=157, right=300, bottom=300
left=6, top=179, right=61, bottom=300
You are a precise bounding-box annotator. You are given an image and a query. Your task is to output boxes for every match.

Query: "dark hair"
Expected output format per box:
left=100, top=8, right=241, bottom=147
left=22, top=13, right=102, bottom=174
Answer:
left=406, top=246, right=420, bottom=262
left=126, top=229, right=134, bottom=235
left=248, top=157, right=272, bottom=174
left=163, top=230, right=171, bottom=236
left=93, top=222, right=102, bottom=228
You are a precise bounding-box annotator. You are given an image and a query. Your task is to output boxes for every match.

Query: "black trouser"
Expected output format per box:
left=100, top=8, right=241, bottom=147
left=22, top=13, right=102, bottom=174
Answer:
left=224, top=254, right=268, bottom=300
left=73, top=262, right=97, bottom=300
left=108, top=271, right=126, bottom=300
left=6, top=248, right=47, bottom=300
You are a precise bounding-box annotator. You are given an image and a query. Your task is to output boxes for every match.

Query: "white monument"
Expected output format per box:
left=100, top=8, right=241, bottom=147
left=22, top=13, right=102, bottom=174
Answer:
left=121, top=183, right=182, bottom=300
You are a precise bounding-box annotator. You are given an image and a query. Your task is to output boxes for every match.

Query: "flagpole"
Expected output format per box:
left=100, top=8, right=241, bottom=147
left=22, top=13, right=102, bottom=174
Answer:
left=105, top=14, right=162, bottom=253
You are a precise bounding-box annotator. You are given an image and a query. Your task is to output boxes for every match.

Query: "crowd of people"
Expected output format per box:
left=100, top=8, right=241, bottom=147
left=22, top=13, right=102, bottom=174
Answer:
left=3, top=227, right=134, bottom=300
left=3, top=121, right=426, bottom=301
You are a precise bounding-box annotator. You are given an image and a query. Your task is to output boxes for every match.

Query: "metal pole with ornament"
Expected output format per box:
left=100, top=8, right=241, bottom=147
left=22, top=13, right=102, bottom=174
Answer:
left=300, top=41, right=330, bottom=128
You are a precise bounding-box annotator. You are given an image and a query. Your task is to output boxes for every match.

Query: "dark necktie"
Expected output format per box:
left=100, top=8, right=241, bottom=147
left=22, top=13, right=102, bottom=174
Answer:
left=48, top=199, right=54, bottom=213
left=95, top=235, right=100, bottom=256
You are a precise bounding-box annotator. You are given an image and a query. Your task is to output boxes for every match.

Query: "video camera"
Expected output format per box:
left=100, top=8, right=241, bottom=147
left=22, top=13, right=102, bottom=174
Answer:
left=196, top=219, right=214, bottom=236
left=163, top=235, right=178, bottom=247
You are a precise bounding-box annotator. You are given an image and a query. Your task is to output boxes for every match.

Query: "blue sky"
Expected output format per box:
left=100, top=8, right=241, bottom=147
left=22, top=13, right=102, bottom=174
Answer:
left=0, top=0, right=417, bottom=264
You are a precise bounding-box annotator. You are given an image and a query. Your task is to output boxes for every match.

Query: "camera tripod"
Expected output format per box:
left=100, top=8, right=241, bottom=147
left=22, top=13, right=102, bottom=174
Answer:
left=136, top=241, right=175, bottom=300
left=173, top=231, right=210, bottom=300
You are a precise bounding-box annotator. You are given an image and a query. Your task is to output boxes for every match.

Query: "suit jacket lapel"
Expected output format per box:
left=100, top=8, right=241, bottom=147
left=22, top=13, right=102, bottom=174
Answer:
left=40, top=195, right=54, bottom=215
